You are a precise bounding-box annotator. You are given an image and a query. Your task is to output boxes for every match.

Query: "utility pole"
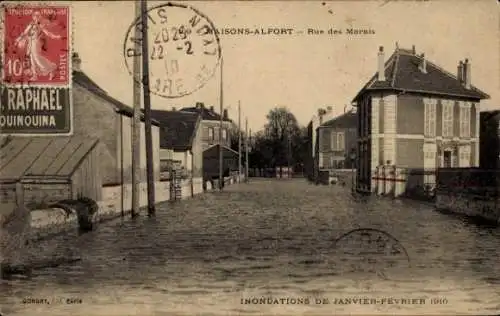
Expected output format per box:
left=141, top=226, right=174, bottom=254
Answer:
left=287, top=131, right=291, bottom=178
left=131, top=0, right=141, bottom=218
left=245, top=119, right=249, bottom=183
left=238, top=101, right=242, bottom=183
left=218, top=56, right=224, bottom=191
left=141, top=0, right=156, bottom=216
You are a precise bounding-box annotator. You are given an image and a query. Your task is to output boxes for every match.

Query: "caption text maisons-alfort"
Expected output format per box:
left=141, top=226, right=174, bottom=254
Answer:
left=210, top=27, right=375, bottom=36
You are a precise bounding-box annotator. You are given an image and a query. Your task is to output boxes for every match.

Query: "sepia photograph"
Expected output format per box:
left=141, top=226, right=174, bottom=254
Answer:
left=0, top=0, right=499, bottom=315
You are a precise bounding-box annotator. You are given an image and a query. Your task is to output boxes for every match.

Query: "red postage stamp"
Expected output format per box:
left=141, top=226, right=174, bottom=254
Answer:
left=2, top=5, right=70, bottom=85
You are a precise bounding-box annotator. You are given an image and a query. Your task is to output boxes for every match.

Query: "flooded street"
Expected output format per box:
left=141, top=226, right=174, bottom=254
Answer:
left=1, top=178, right=500, bottom=315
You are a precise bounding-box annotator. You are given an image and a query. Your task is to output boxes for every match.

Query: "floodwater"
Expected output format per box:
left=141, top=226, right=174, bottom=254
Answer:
left=1, top=179, right=499, bottom=315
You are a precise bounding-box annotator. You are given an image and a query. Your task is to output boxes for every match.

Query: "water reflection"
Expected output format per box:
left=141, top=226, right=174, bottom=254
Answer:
left=1, top=179, right=499, bottom=315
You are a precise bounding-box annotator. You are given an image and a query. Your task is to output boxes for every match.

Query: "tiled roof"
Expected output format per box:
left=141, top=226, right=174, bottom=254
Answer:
left=319, top=111, right=357, bottom=129
left=352, top=48, right=490, bottom=102
left=0, top=136, right=99, bottom=182
left=73, top=70, right=159, bottom=126
left=150, top=110, right=200, bottom=151
left=180, top=106, right=232, bottom=122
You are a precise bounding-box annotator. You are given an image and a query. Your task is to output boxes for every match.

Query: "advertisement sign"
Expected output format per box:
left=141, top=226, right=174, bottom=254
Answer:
left=0, top=4, right=72, bottom=135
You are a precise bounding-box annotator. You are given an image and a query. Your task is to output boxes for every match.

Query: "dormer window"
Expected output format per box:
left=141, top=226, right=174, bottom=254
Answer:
left=419, top=53, right=427, bottom=74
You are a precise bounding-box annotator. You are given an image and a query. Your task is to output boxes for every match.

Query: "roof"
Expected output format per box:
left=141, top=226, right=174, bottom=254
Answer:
left=202, top=144, right=239, bottom=158
left=352, top=47, right=490, bottom=102
left=480, top=110, right=500, bottom=121
left=180, top=106, right=232, bottom=122
left=319, top=111, right=357, bottom=129
left=150, top=110, right=200, bottom=151
left=73, top=70, right=159, bottom=126
left=0, top=136, right=99, bottom=182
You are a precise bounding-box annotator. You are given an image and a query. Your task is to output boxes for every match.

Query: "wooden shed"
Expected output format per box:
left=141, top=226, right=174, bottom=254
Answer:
left=0, top=136, right=102, bottom=206
left=202, top=144, right=239, bottom=181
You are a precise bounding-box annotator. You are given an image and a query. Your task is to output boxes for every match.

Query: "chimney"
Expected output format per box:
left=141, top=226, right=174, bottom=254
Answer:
left=377, top=46, right=385, bottom=81
left=457, top=60, right=464, bottom=83
left=464, top=58, right=471, bottom=89
left=419, top=53, right=427, bottom=73
left=326, top=106, right=332, bottom=112
left=210, top=106, right=214, bottom=112
left=412, top=45, right=416, bottom=55
left=195, top=102, right=204, bottom=109
left=72, top=52, right=82, bottom=72
left=223, top=109, right=228, bottom=120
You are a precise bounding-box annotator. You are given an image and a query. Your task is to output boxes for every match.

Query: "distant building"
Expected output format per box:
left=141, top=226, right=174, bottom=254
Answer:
left=316, top=109, right=358, bottom=170
left=352, top=45, right=490, bottom=192
left=480, top=110, right=500, bottom=170
left=180, top=102, right=232, bottom=151
left=179, top=102, right=239, bottom=182
left=150, top=110, right=203, bottom=180
left=202, top=144, right=239, bottom=182
left=304, top=107, right=336, bottom=181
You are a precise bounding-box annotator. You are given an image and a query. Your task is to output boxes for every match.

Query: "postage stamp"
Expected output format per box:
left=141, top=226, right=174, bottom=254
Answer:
left=0, top=4, right=72, bottom=135
left=123, top=2, right=221, bottom=99
left=2, top=5, right=70, bottom=86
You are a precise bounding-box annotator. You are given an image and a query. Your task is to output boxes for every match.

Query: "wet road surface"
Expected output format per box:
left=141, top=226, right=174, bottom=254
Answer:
left=1, top=178, right=500, bottom=315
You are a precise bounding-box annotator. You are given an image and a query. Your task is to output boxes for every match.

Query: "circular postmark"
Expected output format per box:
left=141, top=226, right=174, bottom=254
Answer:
left=123, top=2, right=221, bottom=99
left=323, top=228, right=411, bottom=280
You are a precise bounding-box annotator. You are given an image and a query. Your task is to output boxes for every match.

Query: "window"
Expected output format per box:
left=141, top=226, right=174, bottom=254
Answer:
left=337, top=132, right=345, bottom=151
left=208, top=127, right=214, bottom=141
left=459, top=103, right=471, bottom=138
left=442, top=100, right=454, bottom=137
left=222, top=128, right=227, bottom=141
left=423, top=143, right=436, bottom=169
left=330, top=131, right=335, bottom=150
left=459, top=145, right=471, bottom=167
left=330, top=131, right=345, bottom=151
left=424, top=99, right=436, bottom=137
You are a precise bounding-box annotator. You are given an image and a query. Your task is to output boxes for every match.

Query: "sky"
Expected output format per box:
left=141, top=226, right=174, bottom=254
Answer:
left=16, top=0, right=500, bottom=132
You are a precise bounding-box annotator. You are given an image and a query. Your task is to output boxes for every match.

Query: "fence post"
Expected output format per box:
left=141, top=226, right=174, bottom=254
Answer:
left=381, top=165, right=386, bottom=195
left=394, top=167, right=402, bottom=197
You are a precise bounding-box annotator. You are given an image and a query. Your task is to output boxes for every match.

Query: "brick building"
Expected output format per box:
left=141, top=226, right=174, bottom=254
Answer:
left=352, top=45, right=490, bottom=192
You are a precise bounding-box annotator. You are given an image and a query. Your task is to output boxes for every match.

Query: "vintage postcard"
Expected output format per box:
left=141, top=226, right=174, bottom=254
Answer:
left=0, top=0, right=499, bottom=316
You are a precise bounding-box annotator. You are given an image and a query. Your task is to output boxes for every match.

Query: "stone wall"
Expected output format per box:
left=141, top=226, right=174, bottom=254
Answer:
left=25, top=177, right=206, bottom=242
left=436, top=193, right=500, bottom=224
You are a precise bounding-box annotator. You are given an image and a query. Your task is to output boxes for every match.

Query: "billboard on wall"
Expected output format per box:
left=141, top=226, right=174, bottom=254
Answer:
left=0, top=4, right=72, bottom=135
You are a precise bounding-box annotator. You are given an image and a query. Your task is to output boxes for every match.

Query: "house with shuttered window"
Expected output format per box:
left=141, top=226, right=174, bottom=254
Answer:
left=352, top=44, right=490, bottom=192
left=316, top=110, right=358, bottom=170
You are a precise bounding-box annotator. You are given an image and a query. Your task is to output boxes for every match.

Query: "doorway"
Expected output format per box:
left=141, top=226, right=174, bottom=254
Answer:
left=443, top=150, right=452, bottom=168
